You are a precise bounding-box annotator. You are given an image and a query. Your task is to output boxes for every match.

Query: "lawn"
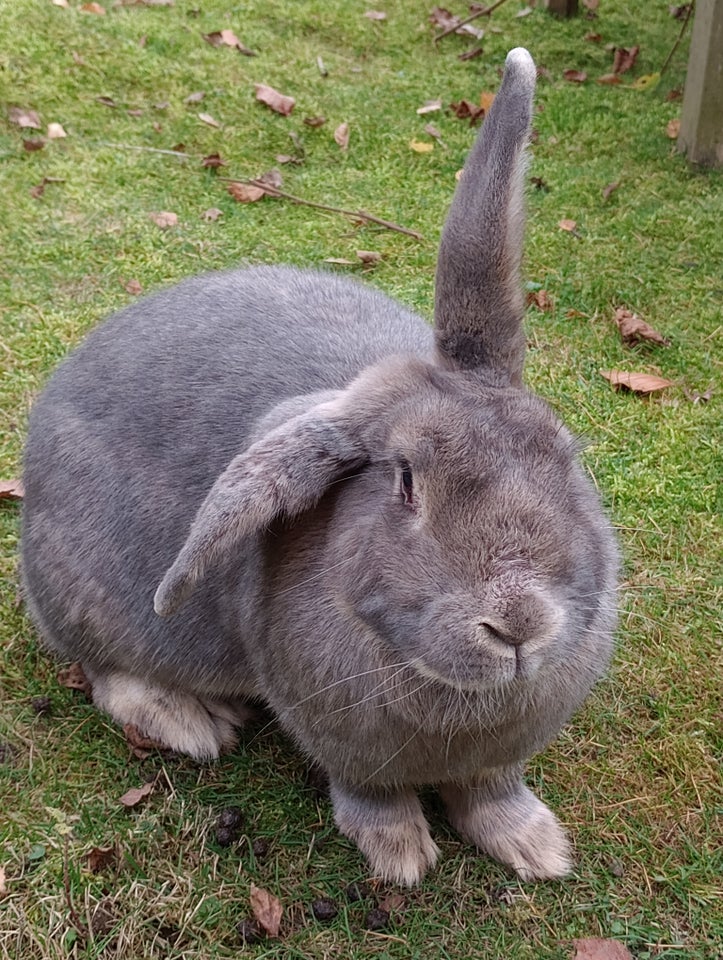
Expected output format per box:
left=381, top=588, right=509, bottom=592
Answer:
left=0, top=1, right=721, bottom=958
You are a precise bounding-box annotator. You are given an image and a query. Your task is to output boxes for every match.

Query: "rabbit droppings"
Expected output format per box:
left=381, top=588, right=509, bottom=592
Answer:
left=22, top=49, right=618, bottom=886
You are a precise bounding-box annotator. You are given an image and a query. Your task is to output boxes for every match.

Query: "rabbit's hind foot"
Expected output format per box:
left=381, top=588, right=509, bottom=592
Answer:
left=86, top=669, right=250, bottom=761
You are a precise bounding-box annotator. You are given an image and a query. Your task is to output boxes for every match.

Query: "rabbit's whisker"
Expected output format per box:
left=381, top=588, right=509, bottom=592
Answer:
left=309, top=665, right=416, bottom=726
left=275, top=556, right=356, bottom=597
left=361, top=722, right=425, bottom=785
left=288, top=661, right=415, bottom=710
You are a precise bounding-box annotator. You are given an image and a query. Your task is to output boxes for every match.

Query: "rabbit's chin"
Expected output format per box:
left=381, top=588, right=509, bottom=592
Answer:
left=409, top=650, right=542, bottom=692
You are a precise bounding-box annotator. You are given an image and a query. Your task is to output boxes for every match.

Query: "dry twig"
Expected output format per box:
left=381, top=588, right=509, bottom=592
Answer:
left=434, top=0, right=511, bottom=43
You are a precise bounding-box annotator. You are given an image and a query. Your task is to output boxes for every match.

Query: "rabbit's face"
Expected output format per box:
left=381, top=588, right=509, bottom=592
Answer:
left=334, top=367, right=613, bottom=693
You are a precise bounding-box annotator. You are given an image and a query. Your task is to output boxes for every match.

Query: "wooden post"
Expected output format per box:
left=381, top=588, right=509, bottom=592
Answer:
left=678, top=0, right=723, bottom=166
left=544, top=0, right=579, bottom=15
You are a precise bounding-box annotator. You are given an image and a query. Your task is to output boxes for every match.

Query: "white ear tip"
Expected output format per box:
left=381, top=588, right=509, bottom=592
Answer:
left=505, top=47, right=536, bottom=80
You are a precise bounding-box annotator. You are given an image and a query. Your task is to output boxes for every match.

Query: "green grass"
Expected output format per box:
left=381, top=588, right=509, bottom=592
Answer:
left=1, top=1, right=721, bottom=958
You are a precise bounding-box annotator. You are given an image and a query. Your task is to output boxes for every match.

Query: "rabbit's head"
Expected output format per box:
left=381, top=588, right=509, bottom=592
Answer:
left=154, top=49, right=616, bottom=698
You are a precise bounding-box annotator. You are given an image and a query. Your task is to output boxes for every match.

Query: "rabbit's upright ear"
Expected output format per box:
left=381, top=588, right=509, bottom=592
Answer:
left=154, top=395, right=366, bottom=616
left=434, top=48, right=536, bottom=387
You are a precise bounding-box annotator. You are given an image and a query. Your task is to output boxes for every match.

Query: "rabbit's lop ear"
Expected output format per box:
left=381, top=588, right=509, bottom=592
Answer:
left=434, top=47, right=536, bottom=386
left=154, top=396, right=366, bottom=617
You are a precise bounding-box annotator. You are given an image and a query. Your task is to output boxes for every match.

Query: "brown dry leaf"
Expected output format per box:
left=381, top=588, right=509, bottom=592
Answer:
left=86, top=846, right=116, bottom=874
left=572, top=938, right=634, bottom=960
left=249, top=884, right=282, bottom=937
left=184, top=90, right=205, bottom=104
left=198, top=112, right=220, bottom=128
left=612, top=46, right=640, bottom=75
left=202, top=207, right=223, bottom=221
left=669, top=4, right=693, bottom=19
left=614, top=308, right=670, bottom=346
left=459, top=47, right=483, bottom=61
left=378, top=893, right=406, bottom=913
left=585, top=32, right=602, bottom=42
left=596, top=73, right=621, bottom=85
left=58, top=662, right=92, bottom=696
left=228, top=182, right=265, bottom=203
left=364, top=10, right=386, bottom=20
left=81, top=2, right=106, bottom=13
left=47, top=122, right=67, bottom=139
left=203, top=29, right=255, bottom=55
left=479, top=91, right=495, bottom=114
left=583, top=0, right=600, bottom=9
left=563, top=69, right=587, bottom=83
left=123, top=722, right=169, bottom=759
left=558, top=218, right=577, bottom=232
left=600, top=370, right=674, bottom=395
left=666, top=118, right=680, bottom=139
left=254, top=83, right=295, bottom=116
left=202, top=152, right=226, bottom=168
left=0, top=480, right=24, bottom=500
left=665, top=88, right=682, bottom=102
left=127, top=108, right=144, bottom=117
left=0, top=865, right=6, bottom=898
left=416, top=99, right=442, bottom=115
left=334, top=122, right=350, bottom=150
left=601, top=181, right=620, bottom=200
left=409, top=139, right=433, bottom=153
left=527, top=289, right=553, bottom=311
left=149, top=211, right=178, bottom=229
left=8, top=107, right=41, bottom=129
left=96, top=96, right=117, bottom=108
left=356, top=250, right=382, bottom=265
left=256, top=168, right=283, bottom=190
left=123, top=279, right=143, bottom=296
left=119, top=781, right=154, bottom=808
left=424, top=123, right=444, bottom=142
left=304, top=115, right=326, bottom=127
left=23, top=138, right=46, bottom=152
left=450, top=100, right=484, bottom=124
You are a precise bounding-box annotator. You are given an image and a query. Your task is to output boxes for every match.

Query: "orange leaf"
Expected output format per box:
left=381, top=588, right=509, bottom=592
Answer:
left=558, top=218, right=577, bottom=232
left=254, top=83, right=295, bottom=116
left=563, top=70, right=587, bottom=83
left=479, top=91, right=495, bottom=113
left=600, top=370, right=674, bottom=394
left=249, top=884, right=282, bottom=937
left=596, top=73, right=621, bottom=85
left=334, top=122, right=350, bottom=150
left=0, top=480, right=24, bottom=500
left=227, top=182, right=265, bottom=203
left=80, top=3, right=106, bottom=13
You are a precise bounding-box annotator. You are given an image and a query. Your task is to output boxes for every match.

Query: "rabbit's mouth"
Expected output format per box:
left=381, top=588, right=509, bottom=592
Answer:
left=409, top=651, right=525, bottom=692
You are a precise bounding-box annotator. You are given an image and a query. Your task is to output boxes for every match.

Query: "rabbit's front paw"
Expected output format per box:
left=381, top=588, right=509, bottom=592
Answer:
left=331, top=783, right=439, bottom=887
left=441, top=780, right=572, bottom=881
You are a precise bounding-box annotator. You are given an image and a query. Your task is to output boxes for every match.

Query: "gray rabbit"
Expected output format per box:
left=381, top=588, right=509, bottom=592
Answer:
left=21, top=48, right=618, bottom=885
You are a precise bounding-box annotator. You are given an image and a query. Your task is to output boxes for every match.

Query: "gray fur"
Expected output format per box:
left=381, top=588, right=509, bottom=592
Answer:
left=21, top=48, right=618, bottom=885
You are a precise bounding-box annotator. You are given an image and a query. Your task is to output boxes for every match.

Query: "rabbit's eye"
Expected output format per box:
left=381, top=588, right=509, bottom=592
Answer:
left=400, top=463, right=414, bottom=506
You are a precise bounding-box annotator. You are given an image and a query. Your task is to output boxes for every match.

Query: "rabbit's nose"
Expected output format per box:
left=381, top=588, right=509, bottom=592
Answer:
left=479, top=620, right=524, bottom=647
left=479, top=589, right=563, bottom=647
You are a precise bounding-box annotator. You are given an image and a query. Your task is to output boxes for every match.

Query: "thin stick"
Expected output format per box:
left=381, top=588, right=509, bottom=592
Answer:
left=63, top=836, right=88, bottom=942
left=660, top=1, right=695, bottom=77
left=434, top=0, right=511, bottom=43
left=96, top=141, right=192, bottom=158
left=224, top=178, right=425, bottom=241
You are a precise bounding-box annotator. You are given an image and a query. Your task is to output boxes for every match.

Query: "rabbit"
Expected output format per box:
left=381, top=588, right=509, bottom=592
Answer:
left=21, top=47, right=618, bottom=887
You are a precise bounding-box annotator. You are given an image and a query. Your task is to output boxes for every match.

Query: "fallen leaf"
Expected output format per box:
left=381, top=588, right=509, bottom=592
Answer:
left=127, top=108, right=143, bottom=117
left=666, top=118, right=680, bottom=139
left=317, top=56, right=328, bottom=76
left=227, top=182, right=265, bottom=203
left=123, top=722, right=169, bottom=758
left=86, top=846, right=116, bottom=874
left=202, top=152, right=225, bottom=168
left=613, top=308, right=670, bottom=346
left=583, top=0, right=600, bottom=8
left=275, top=154, right=299, bottom=165
left=81, top=3, right=106, bottom=13
left=364, top=10, right=386, bottom=20
left=424, top=123, right=444, bottom=143
left=72, top=51, right=87, bottom=66
left=429, top=6, right=483, bottom=39
left=184, top=90, right=205, bottom=104
left=563, top=69, right=587, bottom=83
left=57, top=662, right=92, bottom=696
left=558, top=218, right=577, bottom=232
left=601, top=181, right=619, bottom=200
left=572, top=938, right=634, bottom=960
left=8, top=107, right=41, bottom=129
left=96, top=96, right=117, bottom=108
left=254, top=83, right=295, bottom=116
left=450, top=99, right=484, bottom=124
left=665, top=88, right=682, bottom=102
left=123, top=279, right=143, bottom=295
left=669, top=4, right=692, bottom=19
left=52, top=0, right=70, bottom=7
left=0, top=480, right=24, bottom=500
left=479, top=91, right=495, bottom=113
left=249, top=884, right=282, bottom=938
left=378, top=893, right=406, bottom=913
left=0, top=866, right=6, bottom=898
left=149, top=211, right=178, bottom=228
left=304, top=115, right=326, bottom=127
left=202, top=207, right=223, bottom=221
left=596, top=73, right=621, bottom=85
left=416, top=99, right=442, bottom=115
left=47, top=122, right=67, bottom=139
left=119, top=781, right=154, bottom=808
left=152, top=121, right=162, bottom=132
left=323, top=257, right=354, bottom=265
left=516, top=5, right=533, bottom=16
left=356, top=250, right=381, bottom=265
left=458, top=46, right=483, bottom=61
left=527, top=289, right=553, bottom=311
left=530, top=175, right=549, bottom=191
left=23, top=138, right=46, bottom=152
left=600, top=370, right=674, bottom=395
left=256, top=168, right=283, bottom=189
left=334, top=122, right=350, bottom=150
left=203, top=29, right=256, bottom=55
left=612, top=46, right=639, bottom=75
left=685, top=386, right=712, bottom=404
left=198, top=112, right=220, bottom=128
left=585, top=32, right=602, bottom=42
left=631, top=72, right=660, bottom=91
left=409, top=139, right=433, bottom=153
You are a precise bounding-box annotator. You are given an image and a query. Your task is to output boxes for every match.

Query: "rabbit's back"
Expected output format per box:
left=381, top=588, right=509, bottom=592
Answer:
left=21, top=265, right=432, bottom=687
